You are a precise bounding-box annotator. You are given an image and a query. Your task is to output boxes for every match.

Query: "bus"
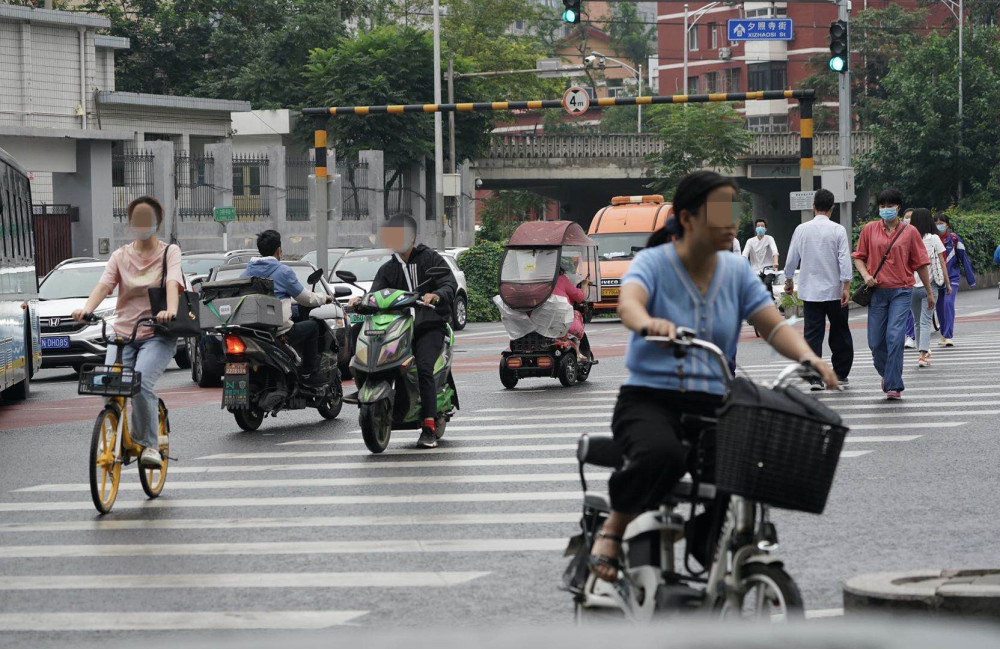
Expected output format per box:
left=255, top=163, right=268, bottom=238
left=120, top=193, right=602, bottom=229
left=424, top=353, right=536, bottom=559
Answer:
left=0, top=147, right=40, bottom=402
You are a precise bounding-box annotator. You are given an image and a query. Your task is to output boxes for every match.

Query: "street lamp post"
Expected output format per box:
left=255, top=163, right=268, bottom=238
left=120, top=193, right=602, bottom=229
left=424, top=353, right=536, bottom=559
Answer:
left=589, top=51, right=643, bottom=132
left=683, top=2, right=721, bottom=95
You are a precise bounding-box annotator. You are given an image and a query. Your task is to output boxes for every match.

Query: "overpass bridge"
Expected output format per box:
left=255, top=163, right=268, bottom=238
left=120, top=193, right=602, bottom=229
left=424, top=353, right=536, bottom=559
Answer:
left=471, top=131, right=874, bottom=251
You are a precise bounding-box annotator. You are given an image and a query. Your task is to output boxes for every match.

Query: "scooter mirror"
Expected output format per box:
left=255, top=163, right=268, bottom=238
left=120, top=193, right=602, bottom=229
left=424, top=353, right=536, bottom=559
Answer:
left=336, top=270, right=358, bottom=284
left=333, top=286, right=352, bottom=298
left=307, top=268, right=324, bottom=285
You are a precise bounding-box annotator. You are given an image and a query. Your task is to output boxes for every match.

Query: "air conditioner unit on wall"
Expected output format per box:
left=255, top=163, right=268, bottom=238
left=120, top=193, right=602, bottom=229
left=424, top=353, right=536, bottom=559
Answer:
left=719, top=47, right=732, bottom=60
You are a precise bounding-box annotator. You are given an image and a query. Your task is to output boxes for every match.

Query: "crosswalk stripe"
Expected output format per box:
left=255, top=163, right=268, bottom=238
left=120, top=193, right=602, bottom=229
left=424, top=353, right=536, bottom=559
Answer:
left=0, top=572, right=490, bottom=590
left=0, top=538, right=568, bottom=559
left=840, top=411, right=998, bottom=420
left=841, top=450, right=872, bottom=458
left=842, top=422, right=962, bottom=429
left=276, top=433, right=916, bottom=446
left=834, top=401, right=1000, bottom=410
left=818, top=391, right=996, bottom=402
left=166, top=457, right=582, bottom=474
left=199, top=444, right=579, bottom=459
left=0, top=491, right=584, bottom=513
left=0, top=611, right=368, bottom=631
left=0, top=512, right=582, bottom=534
left=16, top=473, right=597, bottom=493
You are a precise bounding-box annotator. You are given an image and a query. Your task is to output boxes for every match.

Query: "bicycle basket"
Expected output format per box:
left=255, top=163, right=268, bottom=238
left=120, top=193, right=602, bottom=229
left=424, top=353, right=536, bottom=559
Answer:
left=714, top=378, right=847, bottom=514
left=77, top=364, right=142, bottom=397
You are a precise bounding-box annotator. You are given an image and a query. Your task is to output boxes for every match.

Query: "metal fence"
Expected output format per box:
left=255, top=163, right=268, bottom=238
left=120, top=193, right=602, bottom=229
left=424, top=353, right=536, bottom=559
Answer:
left=285, top=156, right=311, bottom=222
left=338, top=160, right=369, bottom=221
left=385, top=166, right=410, bottom=218
left=232, top=153, right=270, bottom=221
left=111, top=148, right=155, bottom=222
left=175, top=151, right=215, bottom=221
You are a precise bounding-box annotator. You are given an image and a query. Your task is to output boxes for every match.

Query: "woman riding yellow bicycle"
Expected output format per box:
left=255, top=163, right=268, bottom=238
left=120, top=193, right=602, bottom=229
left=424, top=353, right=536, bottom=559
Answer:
left=72, top=196, right=183, bottom=470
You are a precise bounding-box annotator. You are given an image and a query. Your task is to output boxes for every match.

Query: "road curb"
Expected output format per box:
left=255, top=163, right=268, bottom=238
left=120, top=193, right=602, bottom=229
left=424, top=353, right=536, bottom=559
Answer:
left=844, top=569, right=1000, bottom=618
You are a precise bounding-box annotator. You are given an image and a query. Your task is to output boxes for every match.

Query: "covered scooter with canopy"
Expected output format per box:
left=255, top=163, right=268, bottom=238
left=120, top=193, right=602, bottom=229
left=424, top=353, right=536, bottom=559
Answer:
left=495, top=221, right=600, bottom=388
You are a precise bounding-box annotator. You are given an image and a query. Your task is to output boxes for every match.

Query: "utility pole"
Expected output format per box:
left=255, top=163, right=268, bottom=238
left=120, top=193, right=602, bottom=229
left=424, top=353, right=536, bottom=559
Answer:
left=447, top=56, right=457, bottom=247
left=683, top=4, right=689, bottom=93
left=837, top=0, right=853, bottom=236
left=432, top=0, right=445, bottom=250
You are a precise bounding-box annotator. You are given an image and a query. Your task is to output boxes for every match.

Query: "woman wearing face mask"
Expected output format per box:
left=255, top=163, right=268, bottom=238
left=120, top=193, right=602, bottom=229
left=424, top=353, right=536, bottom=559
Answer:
left=934, top=214, right=976, bottom=346
left=908, top=209, right=949, bottom=367
left=852, top=188, right=934, bottom=400
left=587, top=171, right=838, bottom=583
left=71, top=196, right=182, bottom=469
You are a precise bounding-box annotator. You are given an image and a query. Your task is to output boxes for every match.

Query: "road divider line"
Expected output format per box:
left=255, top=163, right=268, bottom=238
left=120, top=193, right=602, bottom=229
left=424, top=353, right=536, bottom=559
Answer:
left=0, top=512, right=581, bottom=534
left=0, top=538, right=568, bottom=559
left=0, top=611, right=368, bottom=631
left=0, top=571, right=490, bottom=590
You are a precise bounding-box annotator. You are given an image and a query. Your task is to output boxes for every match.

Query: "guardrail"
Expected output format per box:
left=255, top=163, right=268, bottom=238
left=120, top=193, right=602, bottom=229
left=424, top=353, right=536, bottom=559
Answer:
left=485, top=132, right=874, bottom=161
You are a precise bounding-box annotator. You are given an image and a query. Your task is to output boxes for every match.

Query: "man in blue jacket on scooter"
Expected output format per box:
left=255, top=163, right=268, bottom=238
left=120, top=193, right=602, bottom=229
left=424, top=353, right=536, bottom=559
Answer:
left=348, top=215, right=458, bottom=448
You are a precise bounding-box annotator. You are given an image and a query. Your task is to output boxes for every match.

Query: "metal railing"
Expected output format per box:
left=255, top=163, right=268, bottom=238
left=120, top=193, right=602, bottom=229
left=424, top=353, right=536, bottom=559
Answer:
left=232, top=153, right=270, bottom=221
left=111, top=148, right=155, bottom=222
left=175, top=151, right=215, bottom=221
left=385, top=166, right=410, bottom=218
left=338, top=160, right=369, bottom=221
left=485, top=132, right=875, bottom=161
left=285, top=156, right=312, bottom=222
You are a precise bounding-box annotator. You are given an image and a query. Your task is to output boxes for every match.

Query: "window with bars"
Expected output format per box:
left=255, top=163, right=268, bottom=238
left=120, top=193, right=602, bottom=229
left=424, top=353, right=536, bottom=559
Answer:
left=705, top=71, right=719, bottom=93
left=726, top=68, right=741, bottom=93
left=747, top=62, right=787, bottom=92
left=687, top=76, right=700, bottom=94
left=688, top=25, right=699, bottom=51
left=709, top=23, right=718, bottom=49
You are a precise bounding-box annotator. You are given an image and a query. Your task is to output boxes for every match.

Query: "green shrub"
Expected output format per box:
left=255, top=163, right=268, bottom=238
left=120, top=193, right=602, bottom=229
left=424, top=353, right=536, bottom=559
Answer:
left=457, top=240, right=506, bottom=322
left=941, top=209, right=1000, bottom=273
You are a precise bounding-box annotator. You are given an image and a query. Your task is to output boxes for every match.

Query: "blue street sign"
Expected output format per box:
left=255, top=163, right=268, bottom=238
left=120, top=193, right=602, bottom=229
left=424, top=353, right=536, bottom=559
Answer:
left=727, top=18, right=794, bottom=41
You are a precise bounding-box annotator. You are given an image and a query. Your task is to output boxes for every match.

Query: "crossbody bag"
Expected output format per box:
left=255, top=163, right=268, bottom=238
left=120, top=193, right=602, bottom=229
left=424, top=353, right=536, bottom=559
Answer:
left=852, top=224, right=907, bottom=307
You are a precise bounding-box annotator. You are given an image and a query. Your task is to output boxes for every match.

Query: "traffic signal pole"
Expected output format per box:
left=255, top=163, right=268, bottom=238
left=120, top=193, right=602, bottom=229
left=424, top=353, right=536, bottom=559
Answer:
left=837, top=0, right=853, bottom=236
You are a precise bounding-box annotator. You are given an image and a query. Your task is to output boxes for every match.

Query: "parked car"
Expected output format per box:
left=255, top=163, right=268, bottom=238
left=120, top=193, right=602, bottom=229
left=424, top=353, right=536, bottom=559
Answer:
left=332, top=248, right=469, bottom=332
left=191, top=260, right=352, bottom=386
left=299, top=248, right=354, bottom=280
left=182, top=249, right=260, bottom=287
left=37, top=260, right=194, bottom=372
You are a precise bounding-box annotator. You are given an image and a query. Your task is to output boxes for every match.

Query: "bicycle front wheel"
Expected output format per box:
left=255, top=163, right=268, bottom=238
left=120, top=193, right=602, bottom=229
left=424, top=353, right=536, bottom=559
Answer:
left=719, top=563, right=804, bottom=622
left=139, top=399, right=169, bottom=498
left=89, top=407, right=123, bottom=514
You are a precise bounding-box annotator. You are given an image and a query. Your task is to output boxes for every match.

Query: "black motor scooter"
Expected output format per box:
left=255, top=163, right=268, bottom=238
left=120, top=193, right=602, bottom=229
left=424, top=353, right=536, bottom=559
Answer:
left=208, top=269, right=351, bottom=431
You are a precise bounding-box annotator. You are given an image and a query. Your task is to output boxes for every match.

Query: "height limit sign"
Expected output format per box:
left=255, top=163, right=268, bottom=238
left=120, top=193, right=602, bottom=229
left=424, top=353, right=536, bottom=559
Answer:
left=563, top=86, right=590, bottom=116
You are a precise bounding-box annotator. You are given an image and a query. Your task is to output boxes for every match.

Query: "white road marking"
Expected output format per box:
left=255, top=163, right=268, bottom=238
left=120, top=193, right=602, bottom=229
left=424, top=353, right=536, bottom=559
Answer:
left=199, top=444, right=579, bottom=460
left=0, top=572, right=490, bottom=590
left=0, top=538, right=568, bottom=559
left=840, top=450, right=872, bottom=458
left=166, top=457, right=582, bottom=474
left=0, top=611, right=368, bottom=631
left=276, top=433, right=914, bottom=446
left=454, top=329, right=507, bottom=339
left=0, top=491, right=584, bottom=513
left=818, top=391, right=997, bottom=402
left=844, top=422, right=962, bottom=430
left=0, top=512, right=581, bottom=534
left=16, top=472, right=595, bottom=493
left=835, top=401, right=1000, bottom=410
left=805, top=607, right=845, bottom=619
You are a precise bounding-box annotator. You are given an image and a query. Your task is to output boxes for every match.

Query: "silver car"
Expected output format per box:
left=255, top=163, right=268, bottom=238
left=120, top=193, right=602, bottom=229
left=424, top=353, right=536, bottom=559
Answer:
left=36, top=260, right=193, bottom=372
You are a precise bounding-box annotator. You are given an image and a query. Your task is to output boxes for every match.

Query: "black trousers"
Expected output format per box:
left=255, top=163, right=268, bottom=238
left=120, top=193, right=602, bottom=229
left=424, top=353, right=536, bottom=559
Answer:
left=285, top=320, right=320, bottom=374
left=413, top=326, right=446, bottom=421
left=802, top=300, right=854, bottom=380
left=609, top=386, right=722, bottom=514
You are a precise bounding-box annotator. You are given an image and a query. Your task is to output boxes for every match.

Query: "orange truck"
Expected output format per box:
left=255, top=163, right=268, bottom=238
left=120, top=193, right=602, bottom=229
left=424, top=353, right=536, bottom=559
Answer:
left=587, top=195, right=673, bottom=316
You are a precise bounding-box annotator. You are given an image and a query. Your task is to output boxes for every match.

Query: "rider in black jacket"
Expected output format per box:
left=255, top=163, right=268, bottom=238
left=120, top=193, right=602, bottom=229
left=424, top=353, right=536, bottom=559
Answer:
left=351, top=214, right=458, bottom=448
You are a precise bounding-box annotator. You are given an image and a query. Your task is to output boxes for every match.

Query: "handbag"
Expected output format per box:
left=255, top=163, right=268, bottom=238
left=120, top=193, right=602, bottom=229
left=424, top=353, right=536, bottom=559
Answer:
left=148, top=243, right=202, bottom=337
left=852, top=224, right=907, bottom=307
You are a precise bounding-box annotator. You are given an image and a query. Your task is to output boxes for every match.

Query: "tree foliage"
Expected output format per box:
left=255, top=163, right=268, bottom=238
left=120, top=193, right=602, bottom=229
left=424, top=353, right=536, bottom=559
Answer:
left=456, top=240, right=507, bottom=322
left=648, top=104, right=753, bottom=195
left=858, top=26, right=1000, bottom=209
left=606, top=2, right=655, bottom=73
left=476, top=190, right=550, bottom=242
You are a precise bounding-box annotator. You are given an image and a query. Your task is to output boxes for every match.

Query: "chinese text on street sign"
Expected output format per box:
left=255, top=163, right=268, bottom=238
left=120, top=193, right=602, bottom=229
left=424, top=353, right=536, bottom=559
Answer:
left=728, top=19, right=794, bottom=41
left=789, top=191, right=816, bottom=211
left=214, top=206, right=236, bottom=223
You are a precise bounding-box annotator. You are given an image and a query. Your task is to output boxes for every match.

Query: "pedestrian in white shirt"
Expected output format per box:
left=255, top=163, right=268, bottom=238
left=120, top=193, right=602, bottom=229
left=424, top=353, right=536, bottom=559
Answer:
left=783, top=189, right=854, bottom=389
left=743, top=219, right=779, bottom=272
left=908, top=208, right=950, bottom=367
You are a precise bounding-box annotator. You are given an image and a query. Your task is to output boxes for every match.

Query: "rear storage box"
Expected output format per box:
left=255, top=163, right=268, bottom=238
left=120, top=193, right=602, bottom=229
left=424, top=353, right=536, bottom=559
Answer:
left=200, top=278, right=284, bottom=330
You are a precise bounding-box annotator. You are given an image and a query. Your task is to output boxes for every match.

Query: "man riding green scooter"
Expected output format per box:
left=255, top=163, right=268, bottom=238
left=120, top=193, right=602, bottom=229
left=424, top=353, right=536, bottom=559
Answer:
left=346, top=215, right=458, bottom=448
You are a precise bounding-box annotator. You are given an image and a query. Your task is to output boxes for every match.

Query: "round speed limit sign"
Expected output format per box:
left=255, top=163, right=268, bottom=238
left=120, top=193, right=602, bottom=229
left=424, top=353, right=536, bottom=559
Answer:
left=562, top=86, right=590, bottom=116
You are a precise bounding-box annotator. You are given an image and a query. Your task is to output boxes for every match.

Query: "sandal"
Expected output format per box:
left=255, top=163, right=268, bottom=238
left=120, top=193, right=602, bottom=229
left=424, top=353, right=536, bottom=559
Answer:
left=588, top=532, right=624, bottom=583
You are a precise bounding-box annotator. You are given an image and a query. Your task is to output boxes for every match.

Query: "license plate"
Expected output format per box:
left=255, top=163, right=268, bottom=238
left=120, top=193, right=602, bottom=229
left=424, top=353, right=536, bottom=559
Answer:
left=601, top=288, right=620, bottom=298
left=348, top=313, right=365, bottom=324
left=41, top=336, right=70, bottom=350
left=222, top=362, right=249, bottom=407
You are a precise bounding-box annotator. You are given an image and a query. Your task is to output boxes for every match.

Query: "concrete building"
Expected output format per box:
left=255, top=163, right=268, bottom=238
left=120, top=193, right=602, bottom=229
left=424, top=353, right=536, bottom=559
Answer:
left=655, top=0, right=952, bottom=132
left=0, top=3, right=248, bottom=262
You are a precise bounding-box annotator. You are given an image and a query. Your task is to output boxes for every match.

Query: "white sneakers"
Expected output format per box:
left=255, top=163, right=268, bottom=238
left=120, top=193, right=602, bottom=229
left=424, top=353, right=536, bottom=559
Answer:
left=140, top=447, right=163, bottom=469
left=904, top=337, right=916, bottom=349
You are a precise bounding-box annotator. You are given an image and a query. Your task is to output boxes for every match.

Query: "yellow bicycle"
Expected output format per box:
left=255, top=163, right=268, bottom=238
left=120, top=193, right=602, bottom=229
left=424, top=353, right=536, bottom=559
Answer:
left=79, top=316, right=170, bottom=514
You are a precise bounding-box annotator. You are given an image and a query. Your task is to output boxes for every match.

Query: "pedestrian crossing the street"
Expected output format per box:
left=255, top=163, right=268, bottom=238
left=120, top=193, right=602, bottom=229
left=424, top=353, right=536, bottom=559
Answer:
left=1, top=334, right=995, bottom=636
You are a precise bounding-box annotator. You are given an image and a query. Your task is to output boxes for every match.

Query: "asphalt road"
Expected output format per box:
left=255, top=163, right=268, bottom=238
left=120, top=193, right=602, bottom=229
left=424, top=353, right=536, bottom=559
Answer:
left=1, top=289, right=999, bottom=646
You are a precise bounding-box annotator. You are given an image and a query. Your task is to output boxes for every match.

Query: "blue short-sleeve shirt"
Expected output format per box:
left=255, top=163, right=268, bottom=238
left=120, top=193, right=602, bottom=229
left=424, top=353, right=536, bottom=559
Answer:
left=622, top=243, right=773, bottom=395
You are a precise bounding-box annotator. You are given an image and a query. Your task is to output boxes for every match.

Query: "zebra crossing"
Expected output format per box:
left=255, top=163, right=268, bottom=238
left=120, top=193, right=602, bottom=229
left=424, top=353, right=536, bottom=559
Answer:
left=1, top=333, right=995, bottom=636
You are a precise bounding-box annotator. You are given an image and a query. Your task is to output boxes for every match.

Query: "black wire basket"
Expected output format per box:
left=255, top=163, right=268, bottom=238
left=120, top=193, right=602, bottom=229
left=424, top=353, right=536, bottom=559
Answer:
left=77, top=364, right=142, bottom=397
left=715, top=404, right=847, bottom=514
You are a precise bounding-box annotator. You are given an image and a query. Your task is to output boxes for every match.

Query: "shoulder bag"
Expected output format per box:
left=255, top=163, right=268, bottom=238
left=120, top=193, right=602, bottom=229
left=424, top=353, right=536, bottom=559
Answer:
left=851, top=224, right=907, bottom=307
left=148, top=243, right=202, bottom=337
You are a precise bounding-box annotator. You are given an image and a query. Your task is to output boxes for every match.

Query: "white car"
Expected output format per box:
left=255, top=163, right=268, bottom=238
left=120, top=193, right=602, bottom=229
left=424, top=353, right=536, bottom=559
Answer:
left=332, top=248, right=469, bottom=330
left=37, top=260, right=194, bottom=372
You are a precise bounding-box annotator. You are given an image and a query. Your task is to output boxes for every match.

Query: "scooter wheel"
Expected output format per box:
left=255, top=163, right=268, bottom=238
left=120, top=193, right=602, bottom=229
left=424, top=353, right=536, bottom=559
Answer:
left=234, top=407, right=264, bottom=431
left=558, top=354, right=578, bottom=387
left=360, top=401, right=392, bottom=453
left=499, top=362, right=519, bottom=389
left=577, top=360, right=591, bottom=382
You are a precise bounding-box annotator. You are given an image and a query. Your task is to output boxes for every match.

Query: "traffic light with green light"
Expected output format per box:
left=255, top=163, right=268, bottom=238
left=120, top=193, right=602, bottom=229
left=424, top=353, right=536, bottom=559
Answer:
left=829, top=20, right=848, bottom=73
left=562, top=0, right=581, bottom=24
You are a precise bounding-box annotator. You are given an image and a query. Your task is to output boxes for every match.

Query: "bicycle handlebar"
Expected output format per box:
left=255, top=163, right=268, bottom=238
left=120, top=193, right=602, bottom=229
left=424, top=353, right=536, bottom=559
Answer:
left=639, top=325, right=823, bottom=390
left=83, top=315, right=163, bottom=346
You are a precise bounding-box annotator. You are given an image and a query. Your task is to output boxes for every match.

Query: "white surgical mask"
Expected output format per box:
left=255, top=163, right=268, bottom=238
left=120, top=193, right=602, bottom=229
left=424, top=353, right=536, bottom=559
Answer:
left=129, top=226, right=157, bottom=241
